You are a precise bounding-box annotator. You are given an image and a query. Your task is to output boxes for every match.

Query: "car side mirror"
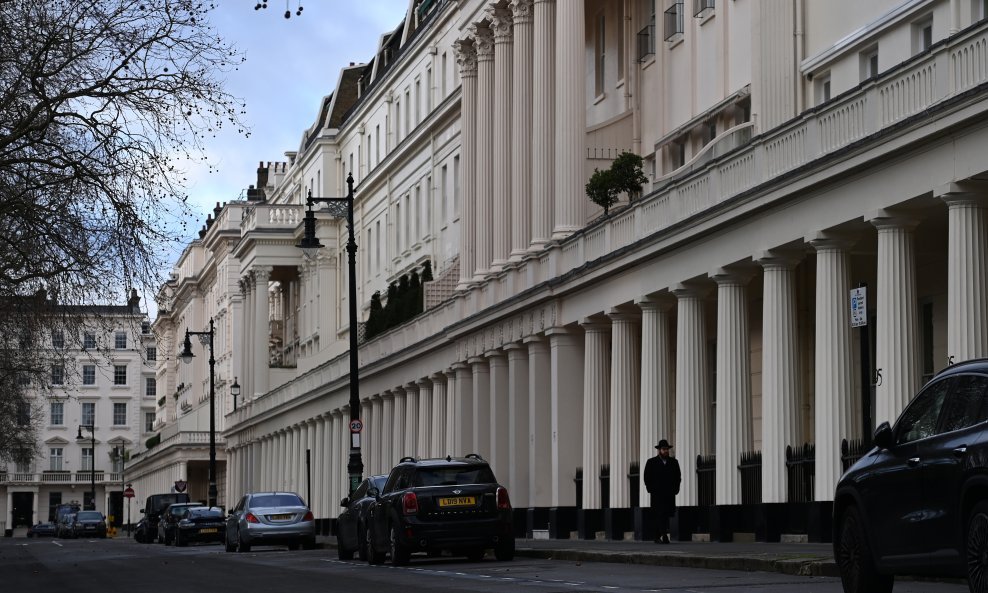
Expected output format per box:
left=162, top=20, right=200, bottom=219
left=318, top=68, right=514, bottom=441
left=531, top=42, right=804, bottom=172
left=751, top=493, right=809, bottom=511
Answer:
left=139, top=509, right=145, bottom=514
left=340, top=497, right=350, bottom=508
left=367, top=487, right=380, bottom=499
left=873, top=421, right=893, bottom=449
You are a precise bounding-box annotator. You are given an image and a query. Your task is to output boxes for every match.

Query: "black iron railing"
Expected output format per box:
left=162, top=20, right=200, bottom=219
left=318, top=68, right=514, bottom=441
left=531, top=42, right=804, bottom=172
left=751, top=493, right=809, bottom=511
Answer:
left=738, top=450, right=762, bottom=505
left=841, top=438, right=870, bottom=473
left=637, top=24, right=655, bottom=60
left=696, top=454, right=716, bottom=506
left=574, top=467, right=583, bottom=508
left=785, top=443, right=815, bottom=503
left=664, top=2, right=684, bottom=41
left=600, top=464, right=610, bottom=509
left=629, top=461, right=640, bottom=508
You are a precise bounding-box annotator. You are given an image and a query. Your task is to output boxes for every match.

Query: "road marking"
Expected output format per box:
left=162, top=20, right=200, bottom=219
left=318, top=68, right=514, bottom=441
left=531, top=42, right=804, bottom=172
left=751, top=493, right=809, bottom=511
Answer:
left=52, top=541, right=62, bottom=547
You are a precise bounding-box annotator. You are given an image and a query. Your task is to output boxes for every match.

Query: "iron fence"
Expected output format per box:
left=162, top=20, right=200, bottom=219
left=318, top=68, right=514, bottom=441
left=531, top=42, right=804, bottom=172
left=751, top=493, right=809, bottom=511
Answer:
left=841, top=438, right=870, bottom=473
left=574, top=467, right=583, bottom=508
left=629, top=461, right=640, bottom=508
left=696, top=454, right=716, bottom=506
left=738, top=450, right=762, bottom=505
left=600, top=464, right=610, bottom=509
left=785, top=443, right=815, bottom=503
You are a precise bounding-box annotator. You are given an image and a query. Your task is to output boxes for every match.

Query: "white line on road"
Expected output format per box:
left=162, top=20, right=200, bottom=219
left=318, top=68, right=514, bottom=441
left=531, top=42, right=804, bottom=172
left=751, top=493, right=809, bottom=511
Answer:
left=52, top=541, right=62, bottom=547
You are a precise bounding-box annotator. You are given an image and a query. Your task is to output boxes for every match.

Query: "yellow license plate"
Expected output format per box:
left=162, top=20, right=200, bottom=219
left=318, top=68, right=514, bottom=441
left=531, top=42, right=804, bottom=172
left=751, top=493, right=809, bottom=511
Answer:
left=269, top=514, right=292, bottom=520
left=199, top=528, right=217, bottom=534
left=438, top=496, right=476, bottom=507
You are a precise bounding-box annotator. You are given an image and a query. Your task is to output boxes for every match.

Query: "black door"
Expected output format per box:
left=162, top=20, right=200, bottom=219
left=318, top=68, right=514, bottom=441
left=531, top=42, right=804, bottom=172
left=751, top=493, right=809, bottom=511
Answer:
left=11, top=492, right=34, bottom=528
left=108, top=492, right=123, bottom=527
left=921, top=374, right=988, bottom=563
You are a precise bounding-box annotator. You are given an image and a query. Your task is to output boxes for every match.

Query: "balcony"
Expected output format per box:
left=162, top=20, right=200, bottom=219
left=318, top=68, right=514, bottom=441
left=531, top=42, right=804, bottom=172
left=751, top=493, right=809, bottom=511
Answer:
left=637, top=24, right=655, bottom=61
left=664, top=2, right=684, bottom=41
left=0, top=470, right=112, bottom=484
left=240, top=203, right=303, bottom=234
left=693, top=0, right=714, bottom=18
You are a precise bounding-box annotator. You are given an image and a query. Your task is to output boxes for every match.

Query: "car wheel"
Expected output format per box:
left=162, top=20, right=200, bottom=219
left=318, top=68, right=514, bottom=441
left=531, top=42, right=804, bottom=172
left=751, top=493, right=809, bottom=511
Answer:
left=302, top=537, right=316, bottom=551
left=494, top=537, right=515, bottom=561
left=175, top=531, right=186, bottom=547
left=967, top=501, right=988, bottom=593
left=338, top=540, right=354, bottom=560
left=465, top=547, right=485, bottom=562
left=389, top=526, right=409, bottom=566
left=287, top=542, right=300, bottom=551
left=238, top=532, right=251, bottom=553
left=366, top=527, right=384, bottom=565
left=835, top=506, right=893, bottom=593
left=225, top=532, right=236, bottom=553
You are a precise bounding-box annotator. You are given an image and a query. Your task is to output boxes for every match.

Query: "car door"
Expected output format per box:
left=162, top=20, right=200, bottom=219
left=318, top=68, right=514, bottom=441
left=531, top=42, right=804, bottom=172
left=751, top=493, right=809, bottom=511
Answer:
left=920, top=373, right=988, bottom=563
left=340, top=480, right=368, bottom=549
left=861, top=377, right=951, bottom=563
left=371, top=469, right=406, bottom=549
left=227, top=497, right=246, bottom=542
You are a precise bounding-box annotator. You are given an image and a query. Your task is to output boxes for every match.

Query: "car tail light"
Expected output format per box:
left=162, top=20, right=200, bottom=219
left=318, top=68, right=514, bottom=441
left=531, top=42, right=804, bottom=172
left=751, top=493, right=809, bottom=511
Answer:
left=303, top=511, right=314, bottom=521
left=402, top=492, right=419, bottom=515
left=496, top=487, right=511, bottom=510
left=245, top=512, right=260, bottom=524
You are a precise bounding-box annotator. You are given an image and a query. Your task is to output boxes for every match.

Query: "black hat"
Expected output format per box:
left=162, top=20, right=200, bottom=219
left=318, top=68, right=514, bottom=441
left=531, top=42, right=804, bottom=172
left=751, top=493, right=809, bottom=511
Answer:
left=655, top=439, right=672, bottom=449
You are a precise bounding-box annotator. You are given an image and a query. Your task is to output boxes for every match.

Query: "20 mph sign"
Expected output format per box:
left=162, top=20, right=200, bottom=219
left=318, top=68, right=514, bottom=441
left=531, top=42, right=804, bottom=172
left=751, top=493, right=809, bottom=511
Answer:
left=350, top=419, right=363, bottom=433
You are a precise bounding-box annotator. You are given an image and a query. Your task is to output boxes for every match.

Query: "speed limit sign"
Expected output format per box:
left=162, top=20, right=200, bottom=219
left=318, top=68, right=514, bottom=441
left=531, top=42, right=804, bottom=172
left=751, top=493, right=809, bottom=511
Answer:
left=349, top=419, right=363, bottom=433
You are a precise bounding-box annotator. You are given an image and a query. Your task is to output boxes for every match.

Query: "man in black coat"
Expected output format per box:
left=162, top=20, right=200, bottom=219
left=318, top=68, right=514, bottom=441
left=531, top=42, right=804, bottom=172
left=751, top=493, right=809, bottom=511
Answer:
left=643, top=439, right=681, bottom=543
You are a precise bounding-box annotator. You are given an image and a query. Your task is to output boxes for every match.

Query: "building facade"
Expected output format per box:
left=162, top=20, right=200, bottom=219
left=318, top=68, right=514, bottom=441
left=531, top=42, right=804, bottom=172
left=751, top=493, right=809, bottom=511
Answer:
left=149, top=0, right=988, bottom=541
left=1, top=293, right=153, bottom=535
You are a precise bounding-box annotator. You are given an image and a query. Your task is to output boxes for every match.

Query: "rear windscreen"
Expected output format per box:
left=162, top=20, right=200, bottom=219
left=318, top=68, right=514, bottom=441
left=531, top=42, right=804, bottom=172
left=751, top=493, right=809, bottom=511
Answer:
left=249, top=494, right=303, bottom=508
left=413, top=466, right=496, bottom=487
left=76, top=511, right=101, bottom=521
left=153, top=495, right=190, bottom=511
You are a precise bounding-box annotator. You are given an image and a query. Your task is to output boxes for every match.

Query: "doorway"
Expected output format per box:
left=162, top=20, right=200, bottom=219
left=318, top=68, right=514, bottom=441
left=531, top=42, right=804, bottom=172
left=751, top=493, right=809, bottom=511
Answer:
left=11, top=492, right=34, bottom=528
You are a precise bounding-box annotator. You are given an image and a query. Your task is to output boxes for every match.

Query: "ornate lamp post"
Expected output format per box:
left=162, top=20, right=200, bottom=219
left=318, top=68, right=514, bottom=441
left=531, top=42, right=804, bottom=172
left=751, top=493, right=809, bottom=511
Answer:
left=231, top=377, right=241, bottom=411
left=296, top=173, right=363, bottom=496
left=178, top=318, right=218, bottom=508
left=76, top=424, right=96, bottom=510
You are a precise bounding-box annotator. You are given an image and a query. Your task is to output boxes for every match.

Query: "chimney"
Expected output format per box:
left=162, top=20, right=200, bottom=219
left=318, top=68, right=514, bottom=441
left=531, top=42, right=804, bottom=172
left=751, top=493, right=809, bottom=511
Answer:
left=127, top=288, right=140, bottom=311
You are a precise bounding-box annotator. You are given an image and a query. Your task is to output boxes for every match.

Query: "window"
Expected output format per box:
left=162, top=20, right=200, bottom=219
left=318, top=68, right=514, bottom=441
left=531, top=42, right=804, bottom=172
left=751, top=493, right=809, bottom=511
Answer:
left=113, top=403, right=127, bottom=426
left=441, top=164, right=449, bottom=225
left=453, top=156, right=461, bottom=218
left=50, top=401, right=64, bottom=425
left=81, top=447, right=94, bottom=471
left=51, top=330, right=64, bottom=349
left=48, top=492, right=61, bottom=522
left=146, top=347, right=156, bottom=362
left=594, top=13, right=606, bottom=96
left=617, top=3, right=625, bottom=80
left=51, top=365, right=64, bottom=385
left=415, top=79, right=421, bottom=125
left=939, top=375, right=988, bottom=433
left=913, top=16, right=933, bottom=54
left=405, top=194, right=412, bottom=248
left=638, top=0, right=657, bottom=60
left=17, top=402, right=30, bottom=425
left=860, top=46, right=879, bottom=81
left=50, top=448, right=63, bottom=471
left=815, top=73, right=832, bottom=105
left=83, top=332, right=96, bottom=349
left=114, top=331, right=127, bottom=349
left=83, top=491, right=94, bottom=511
left=82, top=402, right=95, bottom=426
left=114, top=365, right=127, bottom=386
left=442, top=52, right=448, bottom=98
left=145, top=412, right=155, bottom=433
left=375, top=124, right=381, bottom=165
left=141, top=321, right=151, bottom=334
left=426, top=68, right=433, bottom=113
left=415, top=184, right=422, bottom=240
left=693, top=0, right=714, bottom=17
left=395, top=100, right=401, bottom=141
left=405, top=89, right=411, bottom=133
left=896, top=379, right=950, bottom=444
left=15, top=461, right=31, bottom=474
left=375, top=220, right=381, bottom=271
left=146, top=377, right=157, bottom=397
left=112, top=448, right=124, bottom=473
left=664, top=1, right=684, bottom=41
left=396, top=201, right=402, bottom=251
left=83, top=365, right=96, bottom=385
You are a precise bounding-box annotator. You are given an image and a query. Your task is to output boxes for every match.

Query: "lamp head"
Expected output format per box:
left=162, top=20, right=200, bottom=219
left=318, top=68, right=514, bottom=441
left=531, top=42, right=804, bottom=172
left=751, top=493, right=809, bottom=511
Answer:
left=230, top=378, right=241, bottom=397
left=76, top=426, right=83, bottom=440
left=179, top=332, right=194, bottom=364
left=296, top=204, right=324, bottom=259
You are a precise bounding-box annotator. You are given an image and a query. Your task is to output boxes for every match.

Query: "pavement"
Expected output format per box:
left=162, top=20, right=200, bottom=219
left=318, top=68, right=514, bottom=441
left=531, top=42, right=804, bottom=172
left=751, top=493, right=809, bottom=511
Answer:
left=316, top=534, right=840, bottom=578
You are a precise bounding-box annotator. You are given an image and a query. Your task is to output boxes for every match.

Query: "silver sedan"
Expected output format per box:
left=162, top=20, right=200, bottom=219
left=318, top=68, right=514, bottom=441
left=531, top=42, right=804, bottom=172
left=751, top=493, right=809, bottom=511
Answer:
left=225, top=492, right=316, bottom=552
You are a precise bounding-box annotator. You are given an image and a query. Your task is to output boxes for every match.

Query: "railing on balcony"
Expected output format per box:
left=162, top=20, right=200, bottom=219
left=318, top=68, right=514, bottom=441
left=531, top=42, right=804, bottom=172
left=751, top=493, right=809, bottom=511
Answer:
left=738, top=450, right=762, bottom=505
left=637, top=24, right=655, bottom=61
left=664, top=2, right=684, bottom=41
left=785, top=443, right=815, bottom=503
left=696, top=454, right=716, bottom=506
left=693, top=0, right=714, bottom=17
left=41, top=471, right=71, bottom=483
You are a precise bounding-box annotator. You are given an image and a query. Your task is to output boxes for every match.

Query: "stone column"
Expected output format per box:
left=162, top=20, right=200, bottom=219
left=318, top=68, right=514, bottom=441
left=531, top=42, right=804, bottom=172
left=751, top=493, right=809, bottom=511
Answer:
left=429, top=374, right=447, bottom=457
left=331, top=412, right=343, bottom=516
left=549, top=327, right=584, bottom=507
left=636, top=296, right=674, bottom=501
left=809, top=235, right=856, bottom=500
left=526, top=336, right=552, bottom=508
left=404, top=383, right=419, bottom=458
left=416, top=379, right=432, bottom=459
left=241, top=278, right=253, bottom=399
left=392, top=388, right=406, bottom=459
left=453, top=363, right=474, bottom=455
left=673, top=285, right=711, bottom=507
left=470, top=357, right=491, bottom=458
left=757, top=252, right=803, bottom=504
left=505, top=343, right=530, bottom=507
left=608, top=308, right=641, bottom=509
left=253, top=266, right=271, bottom=396
left=371, top=395, right=383, bottom=474
left=487, top=351, right=510, bottom=474
left=380, top=392, right=394, bottom=470
left=510, top=0, right=534, bottom=261
left=473, top=24, right=495, bottom=280
left=712, top=271, right=754, bottom=506
left=306, top=420, right=316, bottom=506
left=938, top=185, right=988, bottom=362
left=314, top=417, right=325, bottom=517
left=581, top=318, right=610, bottom=510
left=870, top=214, right=921, bottom=425
left=360, top=399, right=373, bottom=474
left=553, top=0, right=586, bottom=238
left=530, top=0, right=555, bottom=250
left=489, top=6, right=513, bottom=273
left=454, top=40, right=478, bottom=289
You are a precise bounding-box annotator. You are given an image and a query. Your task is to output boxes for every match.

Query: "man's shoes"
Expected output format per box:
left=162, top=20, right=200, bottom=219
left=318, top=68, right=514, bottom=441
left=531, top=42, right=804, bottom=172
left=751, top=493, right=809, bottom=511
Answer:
left=661, top=535, right=671, bottom=544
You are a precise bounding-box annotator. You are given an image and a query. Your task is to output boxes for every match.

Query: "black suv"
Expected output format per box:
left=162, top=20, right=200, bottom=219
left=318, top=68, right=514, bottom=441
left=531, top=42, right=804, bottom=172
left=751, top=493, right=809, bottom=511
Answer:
left=365, top=454, right=514, bottom=565
left=834, top=359, right=988, bottom=593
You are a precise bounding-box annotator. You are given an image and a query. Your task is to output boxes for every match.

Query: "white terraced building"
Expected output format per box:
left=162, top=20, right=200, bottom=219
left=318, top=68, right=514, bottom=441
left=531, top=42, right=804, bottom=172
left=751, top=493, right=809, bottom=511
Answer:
left=136, top=0, right=988, bottom=541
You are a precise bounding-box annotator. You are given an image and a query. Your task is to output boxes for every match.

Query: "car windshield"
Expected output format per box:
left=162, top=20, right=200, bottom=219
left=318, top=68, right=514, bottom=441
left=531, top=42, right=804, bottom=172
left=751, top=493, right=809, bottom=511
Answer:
left=412, top=466, right=497, bottom=486
left=76, top=511, right=102, bottom=521
left=187, top=507, right=223, bottom=518
left=250, top=494, right=303, bottom=508
left=370, top=475, right=387, bottom=491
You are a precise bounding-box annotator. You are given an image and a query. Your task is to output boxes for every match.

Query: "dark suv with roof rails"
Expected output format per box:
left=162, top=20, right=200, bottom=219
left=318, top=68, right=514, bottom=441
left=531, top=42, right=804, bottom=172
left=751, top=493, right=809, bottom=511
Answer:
left=365, top=453, right=514, bottom=565
left=834, top=358, right=988, bottom=593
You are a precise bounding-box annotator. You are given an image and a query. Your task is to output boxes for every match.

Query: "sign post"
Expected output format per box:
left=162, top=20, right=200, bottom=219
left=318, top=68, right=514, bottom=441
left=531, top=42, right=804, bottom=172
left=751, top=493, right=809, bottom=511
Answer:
left=850, top=284, right=873, bottom=446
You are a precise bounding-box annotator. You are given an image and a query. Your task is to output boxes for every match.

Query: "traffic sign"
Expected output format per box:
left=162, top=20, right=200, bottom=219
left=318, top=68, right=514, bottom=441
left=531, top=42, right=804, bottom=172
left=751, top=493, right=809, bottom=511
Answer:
left=349, top=419, right=363, bottom=433
left=123, top=486, right=135, bottom=499
left=850, top=286, right=867, bottom=327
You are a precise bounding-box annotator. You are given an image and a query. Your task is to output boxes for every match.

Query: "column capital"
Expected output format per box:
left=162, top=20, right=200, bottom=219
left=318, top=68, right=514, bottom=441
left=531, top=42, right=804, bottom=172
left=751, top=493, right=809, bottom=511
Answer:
left=754, top=249, right=805, bottom=270
left=866, top=210, right=920, bottom=231
left=252, top=265, right=272, bottom=281
left=488, top=6, right=514, bottom=42
left=606, top=306, right=642, bottom=323
left=580, top=315, right=611, bottom=332
left=467, top=356, right=489, bottom=369
left=485, top=348, right=507, bottom=360
left=510, top=0, right=534, bottom=23
left=428, top=371, right=448, bottom=383
left=415, top=377, right=432, bottom=388
left=935, top=181, right=988, bottom=204
left=454, top=38, right=478, bottom=77
left=672, top=283, right=711, bottom=299
left=635, top=294, right=675, bottom=312
left=710, top=267, right=757, bottom=286
left=472, top=24, right=495, bottom=61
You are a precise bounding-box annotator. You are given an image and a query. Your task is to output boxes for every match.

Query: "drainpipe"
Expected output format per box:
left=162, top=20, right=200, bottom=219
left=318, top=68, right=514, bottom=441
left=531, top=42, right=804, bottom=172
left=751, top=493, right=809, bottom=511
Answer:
left=794, top=0, right=805, bottom=113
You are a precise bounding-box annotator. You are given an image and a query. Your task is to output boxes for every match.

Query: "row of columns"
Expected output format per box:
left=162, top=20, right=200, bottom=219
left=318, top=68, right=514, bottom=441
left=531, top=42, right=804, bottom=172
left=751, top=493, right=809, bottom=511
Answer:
left=455, top=0, right=586, bottom=289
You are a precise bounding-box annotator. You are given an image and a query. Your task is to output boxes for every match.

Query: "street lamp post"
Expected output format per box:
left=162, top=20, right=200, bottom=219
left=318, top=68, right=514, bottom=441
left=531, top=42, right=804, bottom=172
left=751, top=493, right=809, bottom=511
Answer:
left=178, top=318, right=218, bottom=508
left=76, top=424, right=96, bottom=510
left=231, top=377, right=241, bottom=411
left=296, top=173, right=363, bottom=496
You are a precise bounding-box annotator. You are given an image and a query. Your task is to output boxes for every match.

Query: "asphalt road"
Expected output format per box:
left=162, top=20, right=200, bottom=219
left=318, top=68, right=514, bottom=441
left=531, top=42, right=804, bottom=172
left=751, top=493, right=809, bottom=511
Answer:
left=0, top=536, right=968, bottom=593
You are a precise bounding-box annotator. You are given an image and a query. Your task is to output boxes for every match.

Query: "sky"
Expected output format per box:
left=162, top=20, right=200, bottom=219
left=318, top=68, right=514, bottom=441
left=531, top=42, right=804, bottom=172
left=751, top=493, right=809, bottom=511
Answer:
left=179, top=0, right=411, bottom=237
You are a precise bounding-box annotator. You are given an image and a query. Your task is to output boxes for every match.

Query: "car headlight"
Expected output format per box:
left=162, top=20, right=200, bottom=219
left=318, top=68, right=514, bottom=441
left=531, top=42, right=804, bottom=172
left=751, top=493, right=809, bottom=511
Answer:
left=178, top=519, right=192, bottom=527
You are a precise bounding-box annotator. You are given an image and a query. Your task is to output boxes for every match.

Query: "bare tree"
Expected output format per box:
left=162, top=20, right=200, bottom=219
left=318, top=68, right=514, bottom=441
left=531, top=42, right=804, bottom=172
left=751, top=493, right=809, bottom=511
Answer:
left=0, top=0, right=248, bottom=463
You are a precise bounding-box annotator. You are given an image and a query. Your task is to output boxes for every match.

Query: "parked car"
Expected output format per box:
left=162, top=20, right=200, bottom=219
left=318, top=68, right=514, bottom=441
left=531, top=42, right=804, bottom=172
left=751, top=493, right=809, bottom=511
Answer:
left=27, top=522, right=57, bottom=538
left=56, top=513, right=76, bottom=538
left=71, top=510, right=107, bottom=538
left=173, top=506, right=225, bottom=547
left=365, top=454, right=515, bottom=565
left=158, top=502, right=205, bottom=545
left=336, top=474, right=387, bottom=560
left=225, top=492, right=315, bottom=552
left=134, top=493, right=191, bottom=543
left=833, top=359, right=988, bottom=593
